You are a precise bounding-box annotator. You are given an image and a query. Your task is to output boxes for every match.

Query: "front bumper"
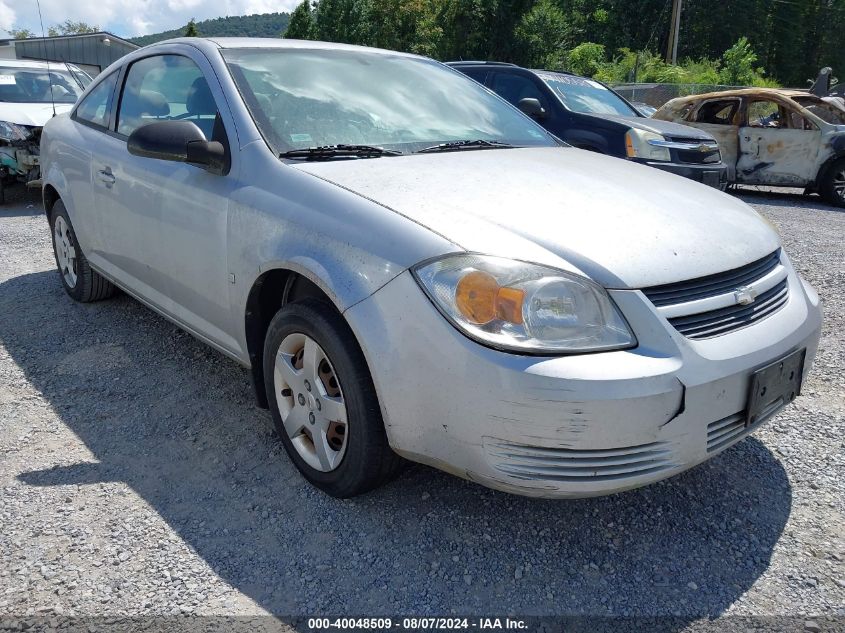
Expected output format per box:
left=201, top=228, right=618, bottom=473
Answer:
left=345, top=259, right=822, bottom=499
left=634, top=158, right=728, bottom=190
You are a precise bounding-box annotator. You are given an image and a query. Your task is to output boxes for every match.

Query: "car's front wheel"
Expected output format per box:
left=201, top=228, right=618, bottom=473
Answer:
left=49, top=201, right=117, bottom=302
left=262, top=299, right=403, bottom=497
left=820, top=158, right=845, bottom=208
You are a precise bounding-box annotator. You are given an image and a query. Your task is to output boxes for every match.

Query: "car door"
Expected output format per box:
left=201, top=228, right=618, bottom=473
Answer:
left=101, top=52, right=240, bottom=353
left=736, top=98, right=822, bottom=185
left=687, top=97, right=742, bottom=180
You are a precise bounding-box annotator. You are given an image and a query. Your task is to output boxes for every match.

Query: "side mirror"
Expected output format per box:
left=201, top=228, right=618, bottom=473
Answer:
left=517, top=97, right=547, bottom=120
left=127, top=120, right=228, bottom=175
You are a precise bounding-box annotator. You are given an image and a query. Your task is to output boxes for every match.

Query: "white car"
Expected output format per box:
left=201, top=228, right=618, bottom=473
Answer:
left=40, top=38, right=822, bottom=498
left=0, top=59, right=90, bottom=197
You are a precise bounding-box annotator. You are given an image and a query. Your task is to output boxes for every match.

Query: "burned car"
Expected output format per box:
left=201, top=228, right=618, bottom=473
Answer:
left=0, top=60, right=90, bottom=199
left=654, top=88, right=845, bottom=207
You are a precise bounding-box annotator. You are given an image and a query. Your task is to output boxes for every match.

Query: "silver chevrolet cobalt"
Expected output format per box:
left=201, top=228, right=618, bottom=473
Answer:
left=41, top=38, right=822, bottom=498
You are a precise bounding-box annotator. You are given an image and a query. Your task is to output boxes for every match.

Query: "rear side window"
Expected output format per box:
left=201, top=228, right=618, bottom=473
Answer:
left=694, top=99, right=739, bottom=125
left=117, top=55, right=219, bottom=139
left=74, top=71, right=119, bottom=129
left=459, top=68, right=488, bottom=84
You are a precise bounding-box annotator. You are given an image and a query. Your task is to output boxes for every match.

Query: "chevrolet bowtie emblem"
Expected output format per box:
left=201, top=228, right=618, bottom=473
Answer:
left=734, top=285, right=758, bottom=306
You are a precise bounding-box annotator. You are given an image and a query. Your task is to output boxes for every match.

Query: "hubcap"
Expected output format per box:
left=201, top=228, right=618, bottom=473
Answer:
left=273, top=333, right=348, bottom=472
left=53, top=216, right=78, bottom=288
left=833, top=169, right=845, bottom=200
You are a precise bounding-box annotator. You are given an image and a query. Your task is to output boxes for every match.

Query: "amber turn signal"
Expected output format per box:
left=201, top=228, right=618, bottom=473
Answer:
left=455, top=271, right=524, bottom=325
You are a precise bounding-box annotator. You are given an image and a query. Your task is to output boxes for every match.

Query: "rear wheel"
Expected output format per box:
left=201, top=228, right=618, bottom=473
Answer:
left=263, top=299, right=403, bottom=497
left=820, top=158, right=845, bottom=208
left=49, top=200, right=117, bottom=302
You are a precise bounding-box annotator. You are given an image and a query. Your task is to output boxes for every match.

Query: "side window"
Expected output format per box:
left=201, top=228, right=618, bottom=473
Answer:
left=490, top=73, right=548, bottom=110
left=117, top=55, right=219, bottom=139
left=747, top=100, right=784, bottom=128
left=74, top=70, right=119, bottom=129
left=460, top=68, right=488, bottom=85
left=694, top=99, right=738, bottom=125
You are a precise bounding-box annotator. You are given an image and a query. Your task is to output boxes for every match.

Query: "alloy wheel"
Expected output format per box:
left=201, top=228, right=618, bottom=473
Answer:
left=53, top=215, right=78, bottom=288
left=833, top=168, right=845, bottom=202
left=273, top=332, right=348, bottom=472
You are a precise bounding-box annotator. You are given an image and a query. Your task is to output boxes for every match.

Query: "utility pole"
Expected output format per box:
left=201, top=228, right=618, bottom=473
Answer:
left=665, top=0, right=682, bottom=64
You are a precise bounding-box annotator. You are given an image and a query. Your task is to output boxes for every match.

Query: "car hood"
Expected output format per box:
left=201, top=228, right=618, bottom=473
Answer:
left=0, top=102, right=73, bottom=127
left=292, top=147, right=779, bottom=289
left=583, top=112, right=717, bottom=140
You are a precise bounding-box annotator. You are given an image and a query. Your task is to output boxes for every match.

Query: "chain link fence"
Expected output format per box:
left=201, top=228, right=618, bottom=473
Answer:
left=612, top=83, right=748, bottom=109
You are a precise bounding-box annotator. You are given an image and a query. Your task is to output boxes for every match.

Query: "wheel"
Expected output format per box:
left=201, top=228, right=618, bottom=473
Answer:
left=819, top=158, right=845, bottom=207
left=49, top=200, right=117, bottom=302
left=263, top=298, right=403, bottom=497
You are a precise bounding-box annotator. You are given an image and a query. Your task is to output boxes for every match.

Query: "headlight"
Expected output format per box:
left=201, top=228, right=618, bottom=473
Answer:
left=625, top=128, right=671, bottom=161
left=0, top=121, right=32, bottom=142
left=412, top=254, right=636, bottom=354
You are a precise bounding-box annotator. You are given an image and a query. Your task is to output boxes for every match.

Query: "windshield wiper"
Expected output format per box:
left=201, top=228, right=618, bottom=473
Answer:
left=279, top=144, right=402, bottom=160
left=416, top=139, right=516, bottom=154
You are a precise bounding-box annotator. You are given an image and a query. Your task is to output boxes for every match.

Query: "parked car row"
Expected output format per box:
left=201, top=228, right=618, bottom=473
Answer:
left=39, top=38, right=822, bottom=501
left=448, top=61, right=728, bottom=190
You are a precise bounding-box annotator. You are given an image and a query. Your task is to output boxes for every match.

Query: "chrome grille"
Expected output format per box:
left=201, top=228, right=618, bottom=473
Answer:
left=643, top=251, right=789, bottom=340
left=484, top=439, right=674, bottom=482
left=668, top=278, right=788, bottom=340
left=643, top=251, right=780, bottom=307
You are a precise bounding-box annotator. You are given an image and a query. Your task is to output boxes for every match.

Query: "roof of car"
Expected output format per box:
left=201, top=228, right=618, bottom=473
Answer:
left=151, top=37, right=423, bottom=58
left=0, top=59, right=84, bottom=70
left=668, top=87, right=812, bottom=104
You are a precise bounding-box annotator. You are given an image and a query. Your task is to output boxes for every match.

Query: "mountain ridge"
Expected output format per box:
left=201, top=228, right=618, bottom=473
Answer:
left=131, top=12, right=291, bottom=47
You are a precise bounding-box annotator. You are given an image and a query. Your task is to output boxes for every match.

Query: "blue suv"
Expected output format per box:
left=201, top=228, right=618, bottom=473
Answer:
left=449, top=62, right=728, bottom=189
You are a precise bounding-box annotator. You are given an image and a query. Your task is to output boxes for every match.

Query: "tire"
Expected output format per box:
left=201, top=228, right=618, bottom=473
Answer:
left=263, top=298, right=403, bottom=498
left=49, top=200, right=117, bottom=302
left=819, top=158, right=845, bottom=208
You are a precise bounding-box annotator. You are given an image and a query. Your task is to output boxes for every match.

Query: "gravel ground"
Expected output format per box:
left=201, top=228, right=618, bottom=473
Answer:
left=0, top=183, right=843, bottom=630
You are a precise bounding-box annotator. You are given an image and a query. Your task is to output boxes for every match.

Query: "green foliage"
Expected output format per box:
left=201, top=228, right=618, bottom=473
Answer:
left=184, top=19, right=199, bottom=37
left=514, top=0, right=569, bottom=68
left=47, top=21, right=99, bottom=36
left=285, top=1, right=316, bottom=39
left=566, top=42, right=605, bottom=76
left=125, top=0, right=845, bottom=89
left=132, top=13, right=291, bottom=46
left=8, top=29, right=35, bottom=39
left=719, top=37, right=763, bottom=86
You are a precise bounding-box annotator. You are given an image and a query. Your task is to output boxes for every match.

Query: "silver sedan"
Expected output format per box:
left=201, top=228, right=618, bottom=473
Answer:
left=40, top=38, right=822, bottom=498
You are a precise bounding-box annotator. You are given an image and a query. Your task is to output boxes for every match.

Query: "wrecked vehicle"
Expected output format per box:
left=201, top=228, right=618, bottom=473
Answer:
left=450, top=62, right=728, bottom=190
left=0, top=60, right=90, bottom=199
left=41, top=39, right=821, bottom=499
left=654, top=88, right=845, bottom=207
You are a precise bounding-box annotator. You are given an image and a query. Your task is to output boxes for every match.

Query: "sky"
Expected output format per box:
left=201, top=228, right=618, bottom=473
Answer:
left=0, top=0, right=302, bottom=39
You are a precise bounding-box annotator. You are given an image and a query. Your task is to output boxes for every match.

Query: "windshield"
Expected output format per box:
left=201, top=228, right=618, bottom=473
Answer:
left=537, top=72, right=638, bottom=117
left=222, top=48, right=556, bottom=154
left=792, top=96, right=845, bottom=125
left=0, top=66, right=86, bottom=104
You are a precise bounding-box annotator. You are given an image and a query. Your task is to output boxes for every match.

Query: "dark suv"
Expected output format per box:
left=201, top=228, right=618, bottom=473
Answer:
left=448, top=61, right=728, bottom=189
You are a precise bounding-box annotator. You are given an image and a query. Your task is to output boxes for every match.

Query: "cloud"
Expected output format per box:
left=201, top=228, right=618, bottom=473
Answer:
left=3, top=0, right=302, bottom=38
left=0, top=0, right=17, bottom=32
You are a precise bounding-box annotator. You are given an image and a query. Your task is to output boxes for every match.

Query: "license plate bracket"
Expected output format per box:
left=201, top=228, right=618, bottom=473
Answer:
left=746, top=349, right=805, bottom=426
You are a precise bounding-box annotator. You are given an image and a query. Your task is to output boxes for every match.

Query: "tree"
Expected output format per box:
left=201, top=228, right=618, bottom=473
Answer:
left=566, top=42, right=605, bottom=76
left=514, top=0, right=569, bottom=68
left=184, top=19, right=199, bottom=37
left=8, top=29, right=35, bottom=39
left=285, top=0, right=317, bottom=39
left=719, top=37, right=763, bottom=86
left=47, top=20, right=99, bottom=36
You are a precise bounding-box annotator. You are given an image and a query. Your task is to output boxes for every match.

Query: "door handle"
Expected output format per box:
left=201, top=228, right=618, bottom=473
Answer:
left=98, top=168, right=116, bottom=186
